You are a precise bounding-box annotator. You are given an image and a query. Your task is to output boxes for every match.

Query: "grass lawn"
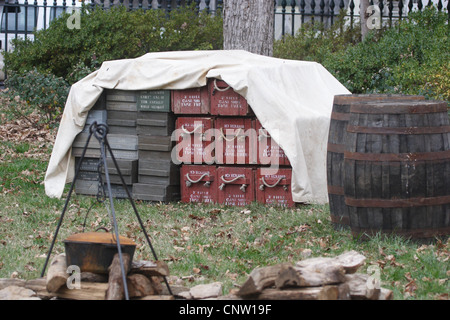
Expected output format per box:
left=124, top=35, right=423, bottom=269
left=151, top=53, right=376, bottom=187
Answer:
left=0, top=107, right=448, bottom=300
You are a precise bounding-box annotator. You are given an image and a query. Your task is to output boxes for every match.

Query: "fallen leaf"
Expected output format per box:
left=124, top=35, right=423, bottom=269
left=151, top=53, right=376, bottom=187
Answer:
left=437, top=293, right=449, bottom=300
left=405, top=280, right=417, bottom=295
left=193, top=267, right=201, bottom=274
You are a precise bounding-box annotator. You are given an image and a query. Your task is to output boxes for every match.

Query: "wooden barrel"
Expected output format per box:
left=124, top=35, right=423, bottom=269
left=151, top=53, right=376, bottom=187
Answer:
left=343, top=100, right=450, bottom=241
left=327, top=94, right=425, bottom=229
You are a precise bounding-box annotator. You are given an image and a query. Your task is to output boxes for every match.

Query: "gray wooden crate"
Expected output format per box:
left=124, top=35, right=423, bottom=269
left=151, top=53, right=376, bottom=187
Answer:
left=138, top=150, right=175, bottom=161
left=137, top=125, right=174, bottom=136
left=77, top=170, right=99, bottom=181
left=108, top=110, right=138, bottom=120
left=105, top=89, right=138, bottom=112
left=82, top=110, right=107, bottom=132
left=107, top=125, right=137, bottom=135
left=75, top=157, right=137, bottom=174
left=75, top=157, right=100, bottom=172
left=102, top=173, right=137, bottom=185
left=138, top=174, right=179, bottom=186
left=132, top=183, right=180, bottom=202
left=101, top=159, right=138, bottom=185
left=107, top=119, right=136, bottom=127
left=105, top=90, right=138, bottom=102
left=106, top=110, right=138, bottom=135
left=104, top=159, right=138, bottom=176
left=72, top=147, right=138, bottom=160
left=138, top=159, right=180, bottom=186
left=92, top=93, right=106, bottom=110
left=106, top=101, right=138, bottom=112
left=136, top=111, right=175, bottom=136
left=73, top=133, right=138, bottom=151
left=138, top=135, right=174, bottom=152
left=75, top=180, right=132, bottom=199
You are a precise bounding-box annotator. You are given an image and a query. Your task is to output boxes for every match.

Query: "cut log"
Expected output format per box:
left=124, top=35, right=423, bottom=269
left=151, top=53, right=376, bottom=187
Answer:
left=130, top=260, right=170, bottom=277
left=0, top=278, right=26, bottom=290
left=236, top=263, right=291, bottom=297
left=106, top=253, right=131, bottom=300
left=257, top=286, right=339, bottom=300
left=46, top=254, right=68, bottom=293
left=378, top=288, right=394, bottom=300
left=345, top=273, right=380, bottom=300
left=275, top=264, right=345, bottom=288
left=334, top=251, right=366, bottom=274
left=296, top=250, right=365, bottom=274
left=0, top=285, right=40, bottom=300
left=127, top=274, right=162, bottom=297
left=337, top=283, right=351, bottom=300
left=24, top=278, right=55, bottom=300
left=55, top=282, right=109, bottom=300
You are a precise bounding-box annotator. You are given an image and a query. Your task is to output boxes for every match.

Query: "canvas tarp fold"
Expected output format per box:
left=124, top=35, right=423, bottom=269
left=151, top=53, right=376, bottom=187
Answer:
left=44, top=50, right=350, bottom=204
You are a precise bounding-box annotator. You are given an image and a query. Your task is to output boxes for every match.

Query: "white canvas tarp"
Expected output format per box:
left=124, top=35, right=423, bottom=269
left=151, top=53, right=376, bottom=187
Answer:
left=44, top=50, right=350, bottom=204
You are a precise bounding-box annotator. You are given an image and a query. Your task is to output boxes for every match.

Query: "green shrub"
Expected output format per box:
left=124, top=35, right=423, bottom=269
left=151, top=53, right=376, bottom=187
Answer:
left=321, top=7, right=449, bottom=100
left=274, top=11, right=362, bottom=64
left=4, top=4, right=223, bottom=84
left=4, top=68, right=69, bottom=123
left=274, top=7, right=449, bottom=102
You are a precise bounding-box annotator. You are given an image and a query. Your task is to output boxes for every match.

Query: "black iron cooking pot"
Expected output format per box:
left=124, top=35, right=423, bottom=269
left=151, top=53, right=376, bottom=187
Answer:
left=64, top=231, right=136, bottom=274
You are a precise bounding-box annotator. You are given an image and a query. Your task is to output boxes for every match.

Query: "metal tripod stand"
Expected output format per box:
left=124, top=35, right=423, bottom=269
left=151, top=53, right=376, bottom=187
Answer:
left=41, top=122, right=172, bottom=299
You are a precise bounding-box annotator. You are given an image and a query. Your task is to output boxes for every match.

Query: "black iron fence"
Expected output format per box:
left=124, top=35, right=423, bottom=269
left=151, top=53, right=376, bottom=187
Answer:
left=0, top=0, right=448, bottom=52
left=274, top=0, right=449, bottom=38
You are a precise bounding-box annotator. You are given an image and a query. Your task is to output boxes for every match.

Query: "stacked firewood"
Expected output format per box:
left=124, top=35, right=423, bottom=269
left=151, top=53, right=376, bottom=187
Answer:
left=227, top=250, right=393, bottom=300
left=44, top=253, right=172, bottom=300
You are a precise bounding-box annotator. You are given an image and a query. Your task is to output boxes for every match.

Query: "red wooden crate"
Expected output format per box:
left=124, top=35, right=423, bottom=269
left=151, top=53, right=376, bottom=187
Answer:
left=181, top=165, right=217, bottom=204
left=254, top=119, right=290, bottom=166
left=216, top=166, right=255, bottom=206
left=175, top=117, right=214, bottom=164
left=171, top=86, right=210, bottom=114
left=209, top=79, right=249, bottom=116
left=256, top=167, right=294, bottom=207
left=214, top=117, right=256, bottom=165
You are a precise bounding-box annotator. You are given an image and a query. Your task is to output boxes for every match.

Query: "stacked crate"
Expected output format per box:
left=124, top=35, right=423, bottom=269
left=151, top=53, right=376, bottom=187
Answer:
left=71, top=79, right=294, bottom=207
left=173, top=86, right=215, bottom=204
left=132, top=90, right=180, bottom=202
left=72, top=90, right=139, bottom=198
left=177, top=79, right=295, bottom=207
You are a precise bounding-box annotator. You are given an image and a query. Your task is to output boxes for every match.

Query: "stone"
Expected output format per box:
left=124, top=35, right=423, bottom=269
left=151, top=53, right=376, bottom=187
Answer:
left=189, top=282, right=222, bottom=299
left=0, top=285, right=41, bottom=300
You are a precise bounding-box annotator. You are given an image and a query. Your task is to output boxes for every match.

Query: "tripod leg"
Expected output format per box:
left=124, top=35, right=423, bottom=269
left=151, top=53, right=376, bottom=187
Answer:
left=101, top=140, right=130, bottom=300
left=41, top=130, right=94, bottom=277
left=105, top=141, right=173, bottom=296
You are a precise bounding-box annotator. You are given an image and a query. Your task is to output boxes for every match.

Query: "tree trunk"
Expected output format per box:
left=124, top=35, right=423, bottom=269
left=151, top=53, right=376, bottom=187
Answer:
left=223, top=0, right=274, bottom=57
left=360, top=0, right=370, bottom=41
